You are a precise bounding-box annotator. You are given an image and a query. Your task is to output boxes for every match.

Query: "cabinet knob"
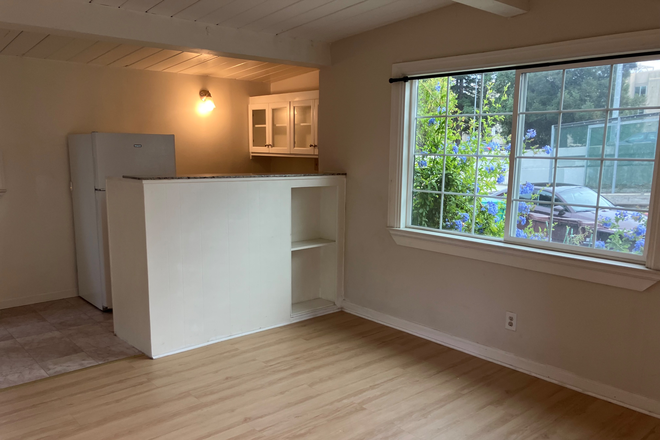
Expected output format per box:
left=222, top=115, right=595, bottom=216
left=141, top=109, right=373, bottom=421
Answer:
left=309, top=144, right=314, bottom=148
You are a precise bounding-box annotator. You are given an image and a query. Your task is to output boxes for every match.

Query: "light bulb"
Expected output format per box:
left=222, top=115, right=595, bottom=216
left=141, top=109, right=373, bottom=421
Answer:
left=198, top=90, right=215, bottom=114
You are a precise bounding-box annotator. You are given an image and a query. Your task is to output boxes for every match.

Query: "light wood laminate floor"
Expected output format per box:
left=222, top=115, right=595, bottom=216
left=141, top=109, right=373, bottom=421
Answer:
left=0, top=312, right=658, bottom=439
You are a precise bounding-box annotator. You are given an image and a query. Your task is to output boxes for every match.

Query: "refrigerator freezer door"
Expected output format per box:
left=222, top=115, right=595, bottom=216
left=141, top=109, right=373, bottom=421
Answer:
left=69, top=135, right=105, bottom=309
left=95, top=190, right=112, bottom=309
left=92, top=133, right=176, bottom=190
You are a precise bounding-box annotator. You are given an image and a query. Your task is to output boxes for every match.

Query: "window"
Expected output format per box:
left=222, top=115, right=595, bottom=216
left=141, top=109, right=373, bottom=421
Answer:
left=407, top=56, right=660, bottom=263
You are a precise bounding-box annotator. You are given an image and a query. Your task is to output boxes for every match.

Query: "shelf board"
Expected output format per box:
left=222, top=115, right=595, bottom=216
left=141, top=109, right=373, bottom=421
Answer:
left=291, top=238, right=335, bottom=251
left=274, top=124, right=287, bottom=127
left=292, top=298, right=336, bottom=316
left=253, top=124, right=266, bottom=128
left=296, top=123, right=312, bottom=126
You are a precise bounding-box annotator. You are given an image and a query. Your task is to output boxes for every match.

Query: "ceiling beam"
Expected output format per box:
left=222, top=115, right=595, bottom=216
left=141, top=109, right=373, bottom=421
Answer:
left=452, top=0, right=529, bottom=17
left=0, top=0, right=330, bottom=66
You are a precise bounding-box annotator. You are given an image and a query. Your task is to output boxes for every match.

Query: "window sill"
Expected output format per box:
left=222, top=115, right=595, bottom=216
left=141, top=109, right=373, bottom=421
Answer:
left=389, top=228, right=660, bottom=291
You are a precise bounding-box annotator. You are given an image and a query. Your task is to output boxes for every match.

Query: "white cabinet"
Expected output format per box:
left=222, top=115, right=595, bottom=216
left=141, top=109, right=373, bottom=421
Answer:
left=249, top=91, right=319, bottom=158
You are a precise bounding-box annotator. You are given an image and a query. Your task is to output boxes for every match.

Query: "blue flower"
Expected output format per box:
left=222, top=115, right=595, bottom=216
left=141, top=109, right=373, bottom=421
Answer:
left=595, top=241, right=606, bottom=249
left=460, top=213, right=470, bottom=222
left=485, top=201, right=499, bottom=216
left=518, top=216, right=527, bottom=226
left=525, top=129, right=537, bottom=139
left=438, top=106, right=446, bottom=113
left=634, top=224, right=646, bottom=237
left=435, top=85, right=442, bottom=92
left=520, top=182, right=534, bottom=195
left=452, top=220, right=463, bottom=232
left=599, top=217, right=613, bottom=229
left=615, top=210, right=630, bottom=221
left=633, top=239, right=645, bottom=253
left=529, top=233, right=545, bottom=240
left=516, top=229, right=527, bottom=238
left=504, top=144, right=511, bottom=152
left=631, top=212, right=645, bottom=222
left=518, top=202, right=530, bottom=215
left=497, top=175, right=505, bottom=184
left=428, top=118, right=436, bottom=126
left=459, top=156, right=467, bottom=163
left=418, top=159, right=427, bottom=167
left=542, top=145, right=552, bottom=155
left=452, top=145, right=459, bottom=154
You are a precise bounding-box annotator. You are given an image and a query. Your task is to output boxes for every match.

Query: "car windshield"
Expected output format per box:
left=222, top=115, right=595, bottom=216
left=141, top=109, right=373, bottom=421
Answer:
left=557, top=187, right=614, bottom=211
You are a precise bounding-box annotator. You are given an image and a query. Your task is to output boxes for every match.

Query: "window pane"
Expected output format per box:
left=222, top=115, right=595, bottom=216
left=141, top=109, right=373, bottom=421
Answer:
left=610, top=60, right=660, bottom=109
left=415, top=117, right=447, bottom=154
left=550, top=214, right=595, bottom=248
left=417, top=78, right=449, bottom=117
left=447, top=116, right=479, bottom=154
left=562, top=65, right=611, bottom=110
left=558, top=112, right=607, bottom=158
left=519, top=113, right=559, bottom=156
left=523, top=69, right=563, bottom=111
left=596, top=210, right=648, bottom=255
left=413, top=156, right=444, bottom=191
left=449, top=74, right=482, bottom=115
left=476, top=197, right=506, bottom=238
left=605, top=111, right=658, bottom=159
left=443, top=155, right=478, bottom=195
left=516, top=159, right=555, bottom=197
left=411, top=192, right=441, bottom=229
left=600, top=160, right=654, bottom=210
left=480, top=115, right=513, bottom=155
left=483, top=71, right=515, bottom=114
left=554, top=159, right=600, bottom=199
left=512, top=200, right=551, bottom=241
left=442, top=195, right=475, bottom=233
left=478, top=158, right=509, bottom=195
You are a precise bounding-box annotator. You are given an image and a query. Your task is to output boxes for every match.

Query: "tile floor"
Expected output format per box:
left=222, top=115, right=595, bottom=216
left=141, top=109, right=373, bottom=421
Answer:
left=0, top=297, right=141, bottom=389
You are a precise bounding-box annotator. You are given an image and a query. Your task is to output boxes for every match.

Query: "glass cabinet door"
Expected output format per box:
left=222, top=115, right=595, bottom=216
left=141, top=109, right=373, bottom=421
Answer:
left=250, top=105, right=269, bottom=153
left=292, top=100, right=316, bottom=154
left=270, top=103, right=290, bottom=153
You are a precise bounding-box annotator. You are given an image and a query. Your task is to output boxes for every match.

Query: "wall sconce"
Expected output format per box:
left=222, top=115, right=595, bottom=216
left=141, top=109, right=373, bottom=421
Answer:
left=198, top=89, right=216, bottom=114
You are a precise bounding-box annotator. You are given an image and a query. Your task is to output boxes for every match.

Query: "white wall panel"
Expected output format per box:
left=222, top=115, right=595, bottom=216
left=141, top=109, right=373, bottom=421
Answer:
left=109, top=176, right=344, bottom=358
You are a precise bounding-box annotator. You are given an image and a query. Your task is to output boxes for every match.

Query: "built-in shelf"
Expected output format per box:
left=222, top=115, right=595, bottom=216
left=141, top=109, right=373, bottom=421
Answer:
left=297, top=123, right=312, bottom=126
left=292, top=298, right=336, bottom=316
left=254, top=124, right=267, bottom=128
left=274, top=124, right=287, bottom=127
left=291, top=238, right=335, bottom=251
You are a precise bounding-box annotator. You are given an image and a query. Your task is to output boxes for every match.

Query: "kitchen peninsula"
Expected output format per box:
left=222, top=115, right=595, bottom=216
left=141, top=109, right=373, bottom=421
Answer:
left=106, top=173, right=345, bottom=358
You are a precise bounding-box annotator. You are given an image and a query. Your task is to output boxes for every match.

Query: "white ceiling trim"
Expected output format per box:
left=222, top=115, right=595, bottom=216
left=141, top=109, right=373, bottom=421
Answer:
left=0, top=0, right=331, bottom=66
left=0, top=27, right=317, bottom=83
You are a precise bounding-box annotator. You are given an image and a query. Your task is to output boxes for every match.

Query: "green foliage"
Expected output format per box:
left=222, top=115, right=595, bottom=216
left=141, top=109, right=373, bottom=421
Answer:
left=412, top=74, right=512, bottom=235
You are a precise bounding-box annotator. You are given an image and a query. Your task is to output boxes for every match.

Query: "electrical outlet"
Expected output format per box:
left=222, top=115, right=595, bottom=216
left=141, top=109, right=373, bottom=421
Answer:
left=505, top=312, right=517, bottom=331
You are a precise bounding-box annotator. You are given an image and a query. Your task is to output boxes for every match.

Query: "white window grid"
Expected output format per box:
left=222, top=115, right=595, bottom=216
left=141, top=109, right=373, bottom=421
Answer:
left=405, top=55, right=660, bottom=264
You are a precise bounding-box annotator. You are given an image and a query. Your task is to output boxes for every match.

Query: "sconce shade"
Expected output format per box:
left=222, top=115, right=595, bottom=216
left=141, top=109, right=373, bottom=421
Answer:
left=199, top=89, right=216, bottom=113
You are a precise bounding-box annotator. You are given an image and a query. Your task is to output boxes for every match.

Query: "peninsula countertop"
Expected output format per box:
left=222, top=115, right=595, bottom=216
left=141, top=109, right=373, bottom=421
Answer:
left=122, top=172, right=347, bottom=180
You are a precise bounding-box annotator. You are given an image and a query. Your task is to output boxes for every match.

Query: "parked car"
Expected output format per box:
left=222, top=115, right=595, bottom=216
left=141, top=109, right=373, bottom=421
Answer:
left=487, top=184, right=646, bottom=244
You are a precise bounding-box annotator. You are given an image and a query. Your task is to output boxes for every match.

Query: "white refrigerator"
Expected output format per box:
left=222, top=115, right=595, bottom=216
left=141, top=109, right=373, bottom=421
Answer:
left=68, top=133, right=176, bottom=310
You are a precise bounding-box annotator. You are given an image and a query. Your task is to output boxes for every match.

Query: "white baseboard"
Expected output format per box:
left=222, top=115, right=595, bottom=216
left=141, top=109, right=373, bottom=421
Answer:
left=0, top=289, right=77, bottom=310
left=342, top=301, right=660, bottom=419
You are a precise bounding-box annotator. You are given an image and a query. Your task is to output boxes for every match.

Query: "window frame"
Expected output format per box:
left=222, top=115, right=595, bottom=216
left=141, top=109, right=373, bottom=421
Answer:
left=387, top=29, right=660, bottom=291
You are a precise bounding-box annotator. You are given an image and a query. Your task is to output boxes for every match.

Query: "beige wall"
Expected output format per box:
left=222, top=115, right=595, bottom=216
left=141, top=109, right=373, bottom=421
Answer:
left=270, top=71, right=320, bottom=94
left=0, top=55, right=275, bottom=308
left=321, top=0, right=660, bottom=405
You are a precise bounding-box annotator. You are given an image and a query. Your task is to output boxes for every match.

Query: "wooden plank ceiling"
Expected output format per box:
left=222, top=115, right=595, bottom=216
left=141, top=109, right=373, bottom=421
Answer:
left=84, top=0, right=454, bottom=43
left=0, top=28, right=316, bottom=83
